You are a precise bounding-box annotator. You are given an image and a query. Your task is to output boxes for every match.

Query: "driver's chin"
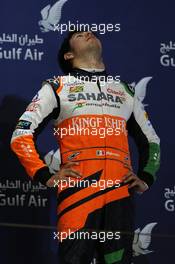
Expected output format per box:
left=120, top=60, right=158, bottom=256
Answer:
left=76, top=42, right=101, bottom=55
left=86, top=41, right=100, bottom=50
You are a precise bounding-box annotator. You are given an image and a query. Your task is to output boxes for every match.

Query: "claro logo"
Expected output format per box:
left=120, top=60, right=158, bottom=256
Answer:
left=107, top=88, right=125, bottom=97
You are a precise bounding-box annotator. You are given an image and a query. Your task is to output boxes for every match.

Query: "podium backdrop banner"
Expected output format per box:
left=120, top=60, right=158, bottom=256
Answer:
left=0, top=1, right=174, bottom=263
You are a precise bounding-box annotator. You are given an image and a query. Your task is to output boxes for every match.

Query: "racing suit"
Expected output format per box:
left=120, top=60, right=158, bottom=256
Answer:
left=11, top=68, right=160, bottom=264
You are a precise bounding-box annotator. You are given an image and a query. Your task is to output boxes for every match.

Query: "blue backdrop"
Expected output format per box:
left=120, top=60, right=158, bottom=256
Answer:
left=0, top=1, right=175, bottom=263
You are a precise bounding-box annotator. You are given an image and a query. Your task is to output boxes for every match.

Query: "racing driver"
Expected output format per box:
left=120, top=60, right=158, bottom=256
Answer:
left=11, top=30, right=160, bottom=264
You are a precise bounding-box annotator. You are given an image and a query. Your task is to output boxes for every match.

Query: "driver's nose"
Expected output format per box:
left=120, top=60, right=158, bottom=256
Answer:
left=85, top=31, right=93, bottom=38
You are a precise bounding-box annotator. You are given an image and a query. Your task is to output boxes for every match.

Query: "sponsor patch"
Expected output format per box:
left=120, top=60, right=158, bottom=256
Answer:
left=68, top=152, right=81, bottom=160
left=26, top=102, right=39, bottom=112
left=72, top=100, right=87, bottom=112
left=16, top=120, right=32, bottom=130
left=32, top=93, right=40, bottom=103
left=67, top=81, right=85, bottom=87
left=96, top=150, right=105, bottom=156
left=107, top=88, right=126, bottom=102
left=68, top=92, right=123, bottom=104
left=69, top=85, right=84, bottom=93
left=13, top=130, right=32, bottom=137
left=45, top=76, right=60, bottom=90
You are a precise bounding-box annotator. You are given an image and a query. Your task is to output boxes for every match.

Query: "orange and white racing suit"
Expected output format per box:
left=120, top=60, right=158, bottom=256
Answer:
left=11, top=68, right=160, bottom=264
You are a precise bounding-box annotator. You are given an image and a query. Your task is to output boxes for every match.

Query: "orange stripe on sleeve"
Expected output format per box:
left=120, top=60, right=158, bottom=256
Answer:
left=11, top=135, right=46, bottom=177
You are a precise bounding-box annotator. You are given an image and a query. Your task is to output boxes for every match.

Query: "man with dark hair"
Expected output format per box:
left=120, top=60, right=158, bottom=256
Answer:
left=58, top=30, right=100, bottom=74
left=11, top=31, right=160, bottom=264
left=57, top=30, right=75, bottom=74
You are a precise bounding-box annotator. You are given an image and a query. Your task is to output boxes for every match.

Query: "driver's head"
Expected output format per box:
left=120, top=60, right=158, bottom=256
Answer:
left=58, top=30, right=102, bottom=74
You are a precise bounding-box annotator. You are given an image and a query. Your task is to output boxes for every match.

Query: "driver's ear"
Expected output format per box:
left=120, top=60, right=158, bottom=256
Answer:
left=64, top=52, right=74, bottom=61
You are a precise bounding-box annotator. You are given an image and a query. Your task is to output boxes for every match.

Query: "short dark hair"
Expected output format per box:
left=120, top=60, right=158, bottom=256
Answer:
left=57, top=30, right=99, bottom=74
left=57, top=30, right=79, bottom=75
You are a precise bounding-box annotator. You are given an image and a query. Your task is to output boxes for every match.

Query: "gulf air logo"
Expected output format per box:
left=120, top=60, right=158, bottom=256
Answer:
left=133, top=222, right=157, bottom=256
left=131, top=77, right=153, bottom=105
left=38, top=0, right=69, bottom=32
